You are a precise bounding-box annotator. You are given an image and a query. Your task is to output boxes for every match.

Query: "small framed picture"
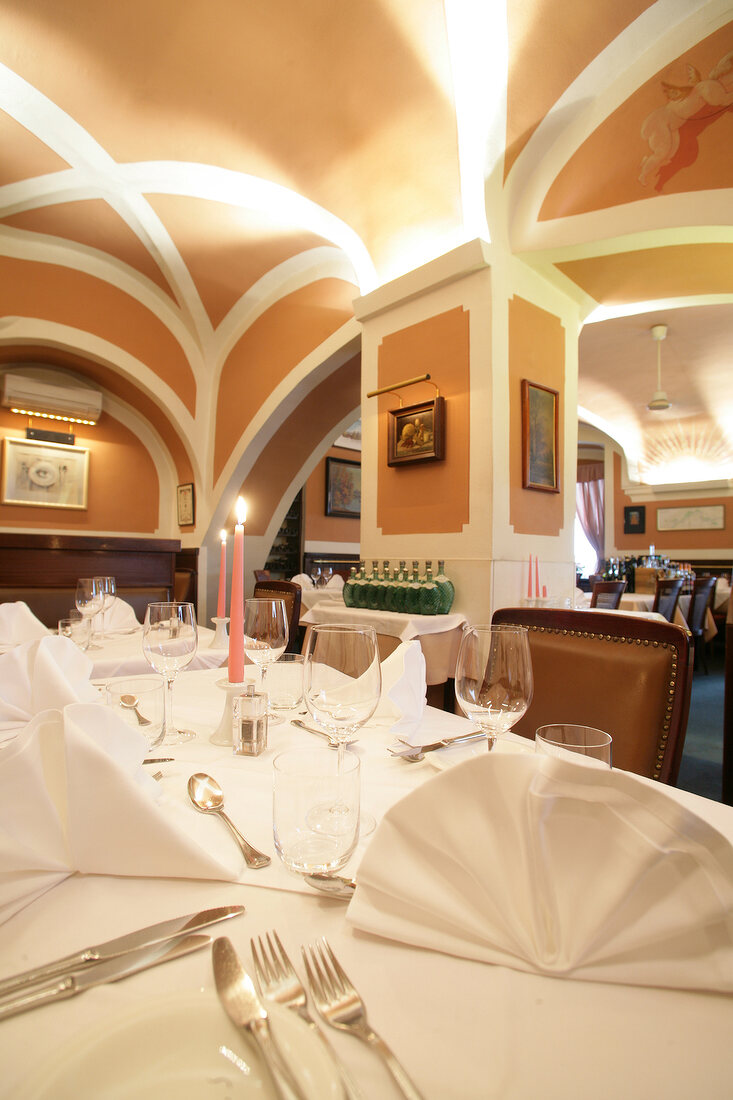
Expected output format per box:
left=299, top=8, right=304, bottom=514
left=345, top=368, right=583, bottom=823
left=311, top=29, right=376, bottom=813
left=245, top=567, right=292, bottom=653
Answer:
left=177, top=482, right=195, bottom=526
left=1, top=436, right=89, bottom=510
left=387, top=397, right=445, bottom=467
left=521, top=380, right=559, bottom=493
left=624, top=505, right=646, bottom=535
left=325, top=457, right=361, bottom=518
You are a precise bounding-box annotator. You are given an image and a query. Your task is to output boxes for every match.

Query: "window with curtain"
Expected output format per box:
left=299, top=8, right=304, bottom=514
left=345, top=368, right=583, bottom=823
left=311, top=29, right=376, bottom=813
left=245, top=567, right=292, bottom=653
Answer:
left=576, top=459, right=604, bottom=574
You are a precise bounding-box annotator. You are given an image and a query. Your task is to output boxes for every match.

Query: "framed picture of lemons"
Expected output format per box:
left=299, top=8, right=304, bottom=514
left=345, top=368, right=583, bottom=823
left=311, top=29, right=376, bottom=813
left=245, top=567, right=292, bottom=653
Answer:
left=387, top=397, right=445, bottom=467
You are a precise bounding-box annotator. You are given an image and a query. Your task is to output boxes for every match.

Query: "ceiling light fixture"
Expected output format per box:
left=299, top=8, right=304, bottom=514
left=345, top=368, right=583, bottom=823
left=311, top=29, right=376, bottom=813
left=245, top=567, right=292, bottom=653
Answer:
left=647, top=324, right=672, bottom=411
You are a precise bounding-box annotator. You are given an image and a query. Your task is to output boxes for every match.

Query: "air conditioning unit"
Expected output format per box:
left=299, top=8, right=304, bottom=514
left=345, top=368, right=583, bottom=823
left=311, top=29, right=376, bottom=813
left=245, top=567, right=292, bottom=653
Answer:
left=1, top=372, right=103, bottom=424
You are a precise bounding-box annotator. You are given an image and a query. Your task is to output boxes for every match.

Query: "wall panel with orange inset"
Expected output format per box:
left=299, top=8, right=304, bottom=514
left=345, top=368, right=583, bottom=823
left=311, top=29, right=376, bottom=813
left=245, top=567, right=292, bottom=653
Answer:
left=214, top=279, right=357, bottom=483
left=613, top=453, right=733, bottom=551
left=509, top=296, right=564, bottom=536
left=0, top=409, right=159, bottom=533
left=377, top=308, right=469, bottom=536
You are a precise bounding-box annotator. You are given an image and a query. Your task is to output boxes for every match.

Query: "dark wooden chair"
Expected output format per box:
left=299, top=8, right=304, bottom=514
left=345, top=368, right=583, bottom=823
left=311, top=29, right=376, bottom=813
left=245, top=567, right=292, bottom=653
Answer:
left=253, top=569, right=271, bottom=583
left=492, top=607, right=693, bottom=785
left=652, top=577, right=684, bottom=622
left=252, top=579, right=302, bottom=653
left=686, top=575, right=717, bottom=674
left=590, top=579, right=627, bottom=609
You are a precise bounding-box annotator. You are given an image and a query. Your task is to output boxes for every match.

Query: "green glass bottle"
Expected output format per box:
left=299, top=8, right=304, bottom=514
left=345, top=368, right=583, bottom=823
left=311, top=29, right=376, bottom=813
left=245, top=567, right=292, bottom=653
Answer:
left=343, top=566, right=357, bottom=607
left=419, top=564, right=441, bottom=615
left=352, top=561, right=367, bottom=607
left=391, top=560, right=407, bottom=613
left=405, top=561, right=422, bottom=614
left=367, top=560, right=380, bottom=610
left=435, top=560, right=455, bottom=614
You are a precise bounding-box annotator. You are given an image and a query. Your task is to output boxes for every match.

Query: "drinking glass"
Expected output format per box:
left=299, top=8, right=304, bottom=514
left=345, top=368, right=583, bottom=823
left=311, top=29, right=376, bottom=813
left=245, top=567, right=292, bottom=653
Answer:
left=303, top=624, right=381, bottom=834
left=454, top=624, right=534, bottom=750
left=535, top=724, right=612, bottom=768
left=266, top=653, right=304, bottom=713
left=93, top=575, right=116, bottom=642
left=273, top=749, right=360, bottom=874
left=75, top=577, right=104, bottom=650
left=142, top=602, right=198, bottom=744
left=58, top=616, right=91, bottom=651
left=309, top=565, right=322, bottom=588
left=242, top=598, right=289, bottom=723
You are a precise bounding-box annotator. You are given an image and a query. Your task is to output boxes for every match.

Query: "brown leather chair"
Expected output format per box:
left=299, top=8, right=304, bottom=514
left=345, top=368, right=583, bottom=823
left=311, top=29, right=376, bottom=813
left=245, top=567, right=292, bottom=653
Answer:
left=590, top=579, right=627, bottom=609
left=652, top=577, right=684, bottom=622
left=252, top=579, right=302, bottom=653
left=686, top=575, right=717, bottom=674
left=492, top=607, right=692, bottom=785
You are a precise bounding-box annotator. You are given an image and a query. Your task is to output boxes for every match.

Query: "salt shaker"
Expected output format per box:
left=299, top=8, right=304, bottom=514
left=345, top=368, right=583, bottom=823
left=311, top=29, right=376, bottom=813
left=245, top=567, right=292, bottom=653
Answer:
left=232, top=684, right=268, bottom=756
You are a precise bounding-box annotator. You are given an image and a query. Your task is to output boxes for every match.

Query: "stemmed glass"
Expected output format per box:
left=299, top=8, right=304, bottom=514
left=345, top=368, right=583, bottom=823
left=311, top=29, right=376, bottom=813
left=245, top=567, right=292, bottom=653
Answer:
left=309, top=565, right=322, bottom=588
left=93, top=575, right=116, bottom=642
left=142, top=602, right=198, bottom=744
left=454, top=624, right=534, bottom=750
left=303, top=624, right=381, bottom=834
left=75, top=577, right=104, bottom=651
left=242, top=598, right=289, bottom=723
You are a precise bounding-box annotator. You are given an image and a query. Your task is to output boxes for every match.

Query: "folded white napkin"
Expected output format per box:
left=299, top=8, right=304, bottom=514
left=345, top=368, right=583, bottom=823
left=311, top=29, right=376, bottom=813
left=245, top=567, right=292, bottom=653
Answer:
left=0, top=703, right=232, bottom=924
left=290, top=573, right=314, bottom=588
left=0, top=601, right=50, bottom=646
left=325, top=574, right=344, bottom=589
left=348, top=753, right=733, bottom=993
left=376, top=640, right=426, bottom=742
left=0, top=636, right=100, bottom=736
left=91, top=596, right=140, bottom=634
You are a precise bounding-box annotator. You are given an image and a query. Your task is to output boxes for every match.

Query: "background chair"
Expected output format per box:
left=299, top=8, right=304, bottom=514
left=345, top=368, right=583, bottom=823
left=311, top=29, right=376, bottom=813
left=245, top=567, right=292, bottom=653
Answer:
left=590, top=579, right=627, bottom=609
left=686, top=575, right=717, bottom=674
left=252, top=579, right=302, bottom=653
left=253, top=569, right=271, bottom=583
left=491, top=607, right=693, bottom=784
left=652, top=577, right=684, bottom=622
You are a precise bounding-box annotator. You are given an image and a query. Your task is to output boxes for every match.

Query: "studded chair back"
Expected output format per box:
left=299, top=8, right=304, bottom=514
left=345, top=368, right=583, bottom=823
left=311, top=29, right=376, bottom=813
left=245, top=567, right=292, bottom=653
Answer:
left=252, top=580, right=302, bottom=653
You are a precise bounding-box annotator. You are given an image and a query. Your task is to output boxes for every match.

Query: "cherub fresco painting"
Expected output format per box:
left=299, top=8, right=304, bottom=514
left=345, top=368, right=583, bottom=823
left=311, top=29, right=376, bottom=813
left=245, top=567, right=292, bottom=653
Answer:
left=639, top=49, right=733, bottom=189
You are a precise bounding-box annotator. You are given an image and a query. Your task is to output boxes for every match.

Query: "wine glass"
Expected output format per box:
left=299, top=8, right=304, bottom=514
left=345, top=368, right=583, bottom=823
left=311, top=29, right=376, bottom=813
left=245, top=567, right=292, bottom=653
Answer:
left=242, top=598, right=289, bottom=723
left=454, top=624, right=534, bottom=750
left=93, top=575, right=116, bottom=642
left=303, top=624, right=381, bottom=835
left=75, top=577, right=104, bottom=651
left=142, top=602, right=198, bottom=744
left=309, top=564, right=322, bottom=588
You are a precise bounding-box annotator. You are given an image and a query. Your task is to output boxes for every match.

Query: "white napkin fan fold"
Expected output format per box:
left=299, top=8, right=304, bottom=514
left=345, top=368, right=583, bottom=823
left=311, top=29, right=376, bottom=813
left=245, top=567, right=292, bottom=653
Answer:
left=0, top=601, right=49, bottom=645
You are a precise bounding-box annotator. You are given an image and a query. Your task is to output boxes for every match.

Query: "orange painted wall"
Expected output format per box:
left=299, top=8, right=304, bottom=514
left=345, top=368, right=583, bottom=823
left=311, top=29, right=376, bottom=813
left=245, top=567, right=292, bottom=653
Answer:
left=509, top=296, right=565, bottom=536
left=613, top=453, right=733, bottom=551
left=305, top=446, right=361, bottom=544
left=0, top=409, right=159, bottom=532
left=377, top=307, right=470, bottom=535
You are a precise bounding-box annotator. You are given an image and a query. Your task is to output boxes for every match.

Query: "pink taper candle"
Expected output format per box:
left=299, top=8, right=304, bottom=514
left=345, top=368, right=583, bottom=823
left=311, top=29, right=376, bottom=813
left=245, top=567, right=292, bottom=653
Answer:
left=217, top=530, right=227, bottom=618
left=228, top=498, right=246, bottom=683
left=527, top=555, right=533, bottom=599
left=534, top=556, right=540, bottom=599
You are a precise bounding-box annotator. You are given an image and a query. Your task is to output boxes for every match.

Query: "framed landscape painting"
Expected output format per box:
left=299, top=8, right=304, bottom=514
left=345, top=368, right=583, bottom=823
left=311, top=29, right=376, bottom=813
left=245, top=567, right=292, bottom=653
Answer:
left=325, top=457, right=361, bottom=517
left=521, top=380, right=559, bottom=493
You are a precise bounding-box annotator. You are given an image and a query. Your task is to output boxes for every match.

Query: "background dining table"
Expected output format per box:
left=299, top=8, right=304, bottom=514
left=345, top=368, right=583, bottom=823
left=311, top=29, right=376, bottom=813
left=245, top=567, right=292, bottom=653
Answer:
left=2, top=666, right=733, bottom=1098
left=83, top=624, right=229, bottom=680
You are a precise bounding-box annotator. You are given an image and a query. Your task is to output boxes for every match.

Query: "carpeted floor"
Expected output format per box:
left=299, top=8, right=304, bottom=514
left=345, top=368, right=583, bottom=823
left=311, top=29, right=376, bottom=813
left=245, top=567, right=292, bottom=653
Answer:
left=676, top=641, right=725, bottom=803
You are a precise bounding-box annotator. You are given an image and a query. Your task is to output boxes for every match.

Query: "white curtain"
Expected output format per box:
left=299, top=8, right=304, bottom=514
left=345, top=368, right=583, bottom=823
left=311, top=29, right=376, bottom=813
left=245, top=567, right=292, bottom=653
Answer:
left=576, top=461, right=604, bottom=571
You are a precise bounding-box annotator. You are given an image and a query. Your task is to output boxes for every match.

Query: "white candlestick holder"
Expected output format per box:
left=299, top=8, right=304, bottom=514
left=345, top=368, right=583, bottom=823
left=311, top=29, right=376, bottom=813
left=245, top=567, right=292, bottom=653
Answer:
left=210, top=678, right=250, bottom=745
left=210, top=616, right=229, bottom=648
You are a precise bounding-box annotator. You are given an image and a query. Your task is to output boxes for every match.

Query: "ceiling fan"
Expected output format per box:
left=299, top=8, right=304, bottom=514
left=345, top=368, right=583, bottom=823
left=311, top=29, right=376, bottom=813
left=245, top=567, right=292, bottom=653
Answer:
left=647, top=324, right=672, bottom=412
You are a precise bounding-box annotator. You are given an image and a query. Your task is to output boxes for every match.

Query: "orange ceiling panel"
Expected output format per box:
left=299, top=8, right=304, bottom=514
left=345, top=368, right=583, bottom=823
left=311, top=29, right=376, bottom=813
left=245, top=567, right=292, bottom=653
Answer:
left=505, top=0, right=651, bottom=180
left=0, top=112, right=70, bottom=186
left=557, top=243, right=733, bottom=304
left=540, top=22, right=733, bottom=220
left=214, top=278, right=357, bottom=482
left=2, top=199, right=176, bottom=299
left=0, top=255, right=196, bottom=413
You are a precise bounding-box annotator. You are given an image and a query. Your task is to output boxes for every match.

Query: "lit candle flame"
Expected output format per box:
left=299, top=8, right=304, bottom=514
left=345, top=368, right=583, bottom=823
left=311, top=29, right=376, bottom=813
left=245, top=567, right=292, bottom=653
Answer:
left=235, top=497, right=247, bottom=526
left=220, top=529, right=227, bottom=543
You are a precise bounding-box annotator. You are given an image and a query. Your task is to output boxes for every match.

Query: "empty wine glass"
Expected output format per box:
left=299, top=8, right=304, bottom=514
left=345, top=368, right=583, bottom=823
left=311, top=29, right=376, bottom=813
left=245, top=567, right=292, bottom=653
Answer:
left=142, top=602, right=198, bottom=744
left=303, top=624, right=381, bottom=835
left=93, top=575, right=116, bottom=642
left=242, top=598, right=288, bottom=723
left=75, top=577, right=104, bottom=651
left=309, top=564, right=322, bottom=588
left=454, top=624, right=534, bottom=750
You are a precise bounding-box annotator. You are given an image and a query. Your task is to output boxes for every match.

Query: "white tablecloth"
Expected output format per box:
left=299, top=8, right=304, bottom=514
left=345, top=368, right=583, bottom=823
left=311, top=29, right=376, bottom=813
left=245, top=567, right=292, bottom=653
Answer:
left=2, top=671, right=733, bottom=1099
left=87, top=626, right=229, bottom=680
left=620, top=593, right=717, bottom=642
left=299, top=588, right=348, bottom=615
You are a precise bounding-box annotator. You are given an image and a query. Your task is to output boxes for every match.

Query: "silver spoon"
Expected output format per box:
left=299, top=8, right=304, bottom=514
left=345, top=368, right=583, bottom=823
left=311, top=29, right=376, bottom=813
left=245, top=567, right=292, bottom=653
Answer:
left=119, top=693, right=151, bottom=726
left=303, top=873, right=357, bottom=900
left=291, top=719, right=358, bottom=749
left=187, top=772, right=271, bottom=869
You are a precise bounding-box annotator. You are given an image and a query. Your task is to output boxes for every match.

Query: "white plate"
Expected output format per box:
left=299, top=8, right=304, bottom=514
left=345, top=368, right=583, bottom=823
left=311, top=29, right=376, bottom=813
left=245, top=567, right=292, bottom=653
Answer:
left=429, top=735, right=534, bottom=771
left=15, top=992, right=341, bottom=1100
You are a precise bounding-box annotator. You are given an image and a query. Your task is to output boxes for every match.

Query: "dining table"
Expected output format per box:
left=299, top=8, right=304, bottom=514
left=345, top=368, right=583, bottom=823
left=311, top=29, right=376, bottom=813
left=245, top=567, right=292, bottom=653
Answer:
left=619, top=592, right=717, bottom=641
left=85, top=623, right=229, bottom=680
left=2, top=665, right=733, bottom=1099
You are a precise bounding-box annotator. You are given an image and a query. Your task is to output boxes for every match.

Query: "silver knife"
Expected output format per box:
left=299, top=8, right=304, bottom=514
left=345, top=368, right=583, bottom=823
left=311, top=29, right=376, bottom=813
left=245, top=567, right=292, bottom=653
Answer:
left=291, top=718, right=359, bottom=746
left=0, top=904, right=244, bottom=998
left=212, top=937, right=308, bottom=1100
left=0, top=934, right=211, bottom=1021
left=388, top=730, right=486, bottom=757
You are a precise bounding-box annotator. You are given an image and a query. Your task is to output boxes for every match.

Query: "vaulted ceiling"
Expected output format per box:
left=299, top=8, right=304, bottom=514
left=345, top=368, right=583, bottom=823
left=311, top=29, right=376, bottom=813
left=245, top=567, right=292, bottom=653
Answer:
left=0, top=0, right=731, bottom=504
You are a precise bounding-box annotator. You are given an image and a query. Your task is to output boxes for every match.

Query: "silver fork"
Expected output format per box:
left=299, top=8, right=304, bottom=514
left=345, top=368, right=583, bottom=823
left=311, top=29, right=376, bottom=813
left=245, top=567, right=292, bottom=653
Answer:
left=301, top=938, right=425, bottom=1100
left=251, top=931, right=364, bottom=1100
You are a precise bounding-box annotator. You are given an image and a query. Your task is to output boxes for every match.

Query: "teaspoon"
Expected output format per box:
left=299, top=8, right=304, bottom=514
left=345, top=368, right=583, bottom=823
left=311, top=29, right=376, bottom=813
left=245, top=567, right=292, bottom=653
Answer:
left=187, top=772, right=271, bottom=869
left=303, top=873, right=357, bottom=900
left=119, top=693, right=151, bottom=726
